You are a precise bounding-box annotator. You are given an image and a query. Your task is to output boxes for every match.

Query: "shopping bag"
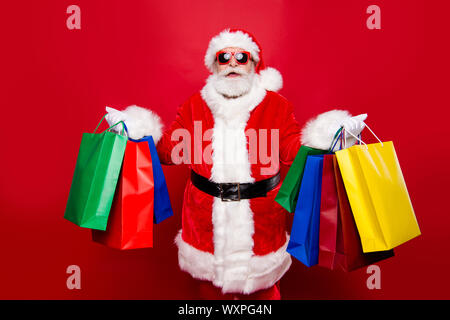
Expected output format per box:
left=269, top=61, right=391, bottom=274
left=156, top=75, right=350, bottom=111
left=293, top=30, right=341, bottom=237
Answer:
left=92, top=140, right=155, bottom=249
left=276, top=146, right=327, bottom=213
left=318, top=154, right=394, bottom=271
left=129, top=136, right=174, bottom=224
left=64, top=116, right=127, bottom=230
left=317, top=154, right=339, bottom=267
left=335, top=127, right=421, bottom=253
left=287, top=155, right=323, bottom=267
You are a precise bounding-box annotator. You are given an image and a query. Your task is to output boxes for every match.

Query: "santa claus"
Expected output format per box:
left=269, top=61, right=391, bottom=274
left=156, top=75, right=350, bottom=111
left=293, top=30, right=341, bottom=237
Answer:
left=105, top=29, right=367, bottom=300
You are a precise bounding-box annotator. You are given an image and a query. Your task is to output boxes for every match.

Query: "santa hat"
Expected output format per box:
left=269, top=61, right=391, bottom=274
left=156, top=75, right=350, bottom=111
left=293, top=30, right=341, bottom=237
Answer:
left=204, top=28, right=283, bottom=92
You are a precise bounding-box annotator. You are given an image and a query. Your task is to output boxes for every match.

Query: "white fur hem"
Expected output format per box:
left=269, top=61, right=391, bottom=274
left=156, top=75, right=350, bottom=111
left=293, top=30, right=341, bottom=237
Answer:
left=300, top=109, right=356, bottom=150
left=121, top=105, right=163, bottom=143
left=175, top=230, right=292, bottom=295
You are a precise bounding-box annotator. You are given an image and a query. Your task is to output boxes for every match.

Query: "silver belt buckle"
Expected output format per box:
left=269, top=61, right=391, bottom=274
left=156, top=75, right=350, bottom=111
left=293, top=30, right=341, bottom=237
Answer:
left=219, top=183, right=241, bottom=202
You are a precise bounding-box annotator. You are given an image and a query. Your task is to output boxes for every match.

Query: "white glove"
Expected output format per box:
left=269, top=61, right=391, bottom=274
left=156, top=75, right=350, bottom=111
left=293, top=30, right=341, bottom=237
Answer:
left=105, top=106, right=128, bottom=133
left=340, top=113, right=368, bottom=137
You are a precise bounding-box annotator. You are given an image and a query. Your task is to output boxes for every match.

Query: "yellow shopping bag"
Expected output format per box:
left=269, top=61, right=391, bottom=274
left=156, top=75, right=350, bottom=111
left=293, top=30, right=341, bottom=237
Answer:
left=335, top=127, right=421, bottom=253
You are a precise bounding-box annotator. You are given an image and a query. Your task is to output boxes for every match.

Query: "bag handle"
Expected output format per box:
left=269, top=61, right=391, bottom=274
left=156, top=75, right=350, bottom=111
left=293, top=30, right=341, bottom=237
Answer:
left=342, top=122, right=383, bottom=149
left=329, top=127, right=362, bottom=151
left=93, top=114, right=129, bottom=137
left=328, top=127, right=344, bottom=152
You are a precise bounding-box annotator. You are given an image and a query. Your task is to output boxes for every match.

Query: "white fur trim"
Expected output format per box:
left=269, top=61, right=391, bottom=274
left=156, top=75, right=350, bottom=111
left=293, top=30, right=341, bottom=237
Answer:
left=121, top=105, right=163, bottom=143
left=174, top=230, right=216, bottom=281
left=208, top=76, right=257, bottom=294
left=175, top=230, right=292, bottom=294
left=205, top=29, right=260, bottom=72
left=301, top=109, right=357, bottom=150
left=257, top=67, right=283, bottom=92
left=203, top=76, right=263, bottom=182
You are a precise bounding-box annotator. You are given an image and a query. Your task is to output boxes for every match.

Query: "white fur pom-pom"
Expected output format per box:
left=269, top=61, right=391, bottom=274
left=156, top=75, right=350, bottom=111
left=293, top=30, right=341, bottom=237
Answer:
left=258, top=67, right=283, bottom=92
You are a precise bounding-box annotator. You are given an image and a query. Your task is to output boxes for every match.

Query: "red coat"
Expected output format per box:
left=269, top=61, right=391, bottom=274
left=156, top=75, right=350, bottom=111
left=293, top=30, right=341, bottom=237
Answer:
left=122, top=72, right=351, bottom=294
left=155, top=77, right=302, bottom=294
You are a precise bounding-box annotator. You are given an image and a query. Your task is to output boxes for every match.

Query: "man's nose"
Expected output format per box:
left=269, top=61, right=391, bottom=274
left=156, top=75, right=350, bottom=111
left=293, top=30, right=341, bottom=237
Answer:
left=229, top=57, right=238, bottom=67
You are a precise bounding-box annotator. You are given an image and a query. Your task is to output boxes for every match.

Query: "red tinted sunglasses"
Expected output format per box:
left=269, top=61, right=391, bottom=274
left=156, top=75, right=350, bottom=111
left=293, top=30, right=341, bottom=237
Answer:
left=216, top=51, right=251, bottom=65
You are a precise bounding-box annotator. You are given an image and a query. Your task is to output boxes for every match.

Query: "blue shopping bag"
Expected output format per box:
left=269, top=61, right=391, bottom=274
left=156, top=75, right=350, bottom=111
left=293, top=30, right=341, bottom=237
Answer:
left=287, top=155, right=324, bottom=267
left=129, top=136, right=174, bottom=224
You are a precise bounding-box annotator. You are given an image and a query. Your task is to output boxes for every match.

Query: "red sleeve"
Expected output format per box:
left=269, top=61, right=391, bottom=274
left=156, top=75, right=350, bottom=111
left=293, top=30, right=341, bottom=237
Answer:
left=279, top=101, right=302, bottom=166
left=156, top=99, right=192, bottom=165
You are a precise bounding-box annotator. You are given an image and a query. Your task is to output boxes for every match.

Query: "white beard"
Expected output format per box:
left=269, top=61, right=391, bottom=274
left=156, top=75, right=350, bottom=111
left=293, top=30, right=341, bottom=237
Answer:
left=211, top=68, right=256, bottom=99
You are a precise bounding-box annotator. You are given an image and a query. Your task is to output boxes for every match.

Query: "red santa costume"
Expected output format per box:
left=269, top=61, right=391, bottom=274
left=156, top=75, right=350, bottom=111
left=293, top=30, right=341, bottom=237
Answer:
left=117, top=29, right=357, bottom=298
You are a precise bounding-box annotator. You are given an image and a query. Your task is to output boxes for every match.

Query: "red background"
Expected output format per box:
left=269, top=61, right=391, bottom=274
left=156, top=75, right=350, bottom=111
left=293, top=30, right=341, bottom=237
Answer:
left=0, top=0, right=448, bottom=299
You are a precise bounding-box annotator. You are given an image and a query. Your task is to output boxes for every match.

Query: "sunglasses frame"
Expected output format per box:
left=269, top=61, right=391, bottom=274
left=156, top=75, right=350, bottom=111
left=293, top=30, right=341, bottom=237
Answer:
left=215, top=50, right=252, bottom=65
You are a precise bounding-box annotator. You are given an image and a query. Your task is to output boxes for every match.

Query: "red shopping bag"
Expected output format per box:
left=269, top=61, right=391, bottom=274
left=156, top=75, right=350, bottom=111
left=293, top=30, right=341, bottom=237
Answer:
left=318, top=154, right=339, bottom=268
left=92, top=140, right=154, bottom=249
left=318, top=154, right=394, bottom=271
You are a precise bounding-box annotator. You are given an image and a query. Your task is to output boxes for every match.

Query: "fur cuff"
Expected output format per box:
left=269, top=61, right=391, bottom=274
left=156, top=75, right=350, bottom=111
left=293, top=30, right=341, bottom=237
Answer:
left=122, top=105, right=163, bottom=143
left=258, top=67, right=283, bottom=92
left=301, top=109, right=357, bottom=151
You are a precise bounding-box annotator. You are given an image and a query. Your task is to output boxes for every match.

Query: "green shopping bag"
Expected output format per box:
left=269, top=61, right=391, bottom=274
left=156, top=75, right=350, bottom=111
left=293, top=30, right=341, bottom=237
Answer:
left=275, top=129, right=343, bottom=213
left=64, top=116, right=128, bottom=230
left=275, top=146, right=326, bottom=212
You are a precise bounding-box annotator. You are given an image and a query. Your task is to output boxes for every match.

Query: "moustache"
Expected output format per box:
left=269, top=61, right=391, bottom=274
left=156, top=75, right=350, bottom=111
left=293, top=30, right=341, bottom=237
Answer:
left=218, top=67, right=248, bottom=77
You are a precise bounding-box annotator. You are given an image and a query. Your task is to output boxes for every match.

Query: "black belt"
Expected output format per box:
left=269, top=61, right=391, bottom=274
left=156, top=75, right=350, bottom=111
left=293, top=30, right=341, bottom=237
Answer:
left=190, top=170, right=280, bottom=202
